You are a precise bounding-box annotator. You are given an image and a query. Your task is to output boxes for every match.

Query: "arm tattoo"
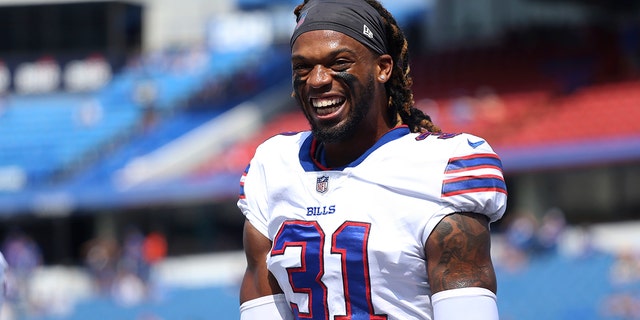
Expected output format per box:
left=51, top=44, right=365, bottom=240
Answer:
left=427, top=212, right=496, bottom=293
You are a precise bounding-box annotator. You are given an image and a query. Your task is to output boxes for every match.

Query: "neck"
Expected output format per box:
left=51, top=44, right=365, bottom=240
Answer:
left=321, top=136, right=375, bottom=168
left=320, top=114, right=397, bottom=168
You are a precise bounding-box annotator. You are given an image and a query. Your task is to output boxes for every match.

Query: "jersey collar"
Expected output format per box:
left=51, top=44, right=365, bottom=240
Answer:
left=299, top=125, right=411, bottom=172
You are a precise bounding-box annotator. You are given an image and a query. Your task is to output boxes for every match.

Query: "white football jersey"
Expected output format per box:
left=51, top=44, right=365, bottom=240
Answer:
left=238, top=126, right=507, bottom=320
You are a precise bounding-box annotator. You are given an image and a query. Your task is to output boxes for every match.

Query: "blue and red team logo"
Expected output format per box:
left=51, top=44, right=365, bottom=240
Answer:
left=316, top=176, right=329, bottom=193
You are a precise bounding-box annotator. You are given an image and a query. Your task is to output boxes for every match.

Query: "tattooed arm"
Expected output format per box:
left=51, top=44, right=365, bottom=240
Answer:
left=425, top=212, right=499, bottom=319
left=425, top=212, right=497, bottom=294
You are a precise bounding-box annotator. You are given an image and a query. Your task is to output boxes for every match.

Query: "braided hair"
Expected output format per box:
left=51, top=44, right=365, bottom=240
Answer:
left=293, top=0, right=441, bottom=133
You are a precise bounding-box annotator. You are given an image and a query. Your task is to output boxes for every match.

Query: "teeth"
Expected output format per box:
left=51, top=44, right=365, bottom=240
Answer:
left=312, top=97, right=343, bottom=108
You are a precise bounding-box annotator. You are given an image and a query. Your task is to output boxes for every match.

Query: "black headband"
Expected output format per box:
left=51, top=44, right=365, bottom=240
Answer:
left=290, top=0, right=388, bottom=55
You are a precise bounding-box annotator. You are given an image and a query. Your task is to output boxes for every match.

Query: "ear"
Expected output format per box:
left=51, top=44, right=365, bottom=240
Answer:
left=376, top=54, right=393, bottom=83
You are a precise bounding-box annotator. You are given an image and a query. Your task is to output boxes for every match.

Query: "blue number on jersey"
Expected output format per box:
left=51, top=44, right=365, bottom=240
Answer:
left=272, top=221, right=388, bottom=320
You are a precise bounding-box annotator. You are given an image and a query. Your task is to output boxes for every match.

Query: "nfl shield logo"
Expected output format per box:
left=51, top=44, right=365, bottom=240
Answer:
left=316, top=176, right=329, bottom=194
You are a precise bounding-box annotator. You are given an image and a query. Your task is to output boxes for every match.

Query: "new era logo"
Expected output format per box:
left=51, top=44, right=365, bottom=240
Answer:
left=363, top=25, right=374, bottom=39
left=295, top=11, right=308, bottom=30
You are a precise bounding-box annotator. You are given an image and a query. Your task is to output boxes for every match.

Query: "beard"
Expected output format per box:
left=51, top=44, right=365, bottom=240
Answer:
left=306, top=74, right=376, bottom=143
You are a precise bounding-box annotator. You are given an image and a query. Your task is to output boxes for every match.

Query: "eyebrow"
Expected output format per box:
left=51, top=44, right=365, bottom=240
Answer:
left=291, top=47, right=359, bottom=61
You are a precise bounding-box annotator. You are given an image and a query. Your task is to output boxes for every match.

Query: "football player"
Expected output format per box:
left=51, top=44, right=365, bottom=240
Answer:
left=238, top=0, right=507, bottom=319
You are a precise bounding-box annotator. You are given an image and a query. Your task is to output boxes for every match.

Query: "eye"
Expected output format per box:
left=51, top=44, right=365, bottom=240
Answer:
left=332, top=59, right=351, bottom=71
left=292, top=62, right=312, bottom=76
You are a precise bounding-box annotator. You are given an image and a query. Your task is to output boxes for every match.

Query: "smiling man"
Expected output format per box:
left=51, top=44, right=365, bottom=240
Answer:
left=237, top=0, right=508, bottom=319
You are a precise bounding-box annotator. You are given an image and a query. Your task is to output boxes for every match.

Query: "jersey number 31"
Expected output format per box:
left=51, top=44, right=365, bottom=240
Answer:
left=272, top=220, right=388, bottom=320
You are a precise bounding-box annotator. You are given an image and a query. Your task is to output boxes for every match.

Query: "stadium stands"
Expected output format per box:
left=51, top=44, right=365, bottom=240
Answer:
left=0, top=45, right=290, bottom=213
left=1, top=1, right=640, bottom=320
left=500, top=80, right=640, bottom=146
left=223, top=60, right=640, bottom=175
left=0, top=93, right=140, bottom=188
left=16, top=234, right=632, bottom=320
left=498, top=250, right=616, bottom=320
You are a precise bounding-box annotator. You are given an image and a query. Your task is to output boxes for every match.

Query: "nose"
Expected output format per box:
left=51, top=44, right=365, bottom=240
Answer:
left=308, top=65, right=331, bottom=88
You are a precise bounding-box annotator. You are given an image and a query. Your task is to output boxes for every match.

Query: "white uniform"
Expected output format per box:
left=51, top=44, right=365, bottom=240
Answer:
left=238, top=126, right=507, bottom=320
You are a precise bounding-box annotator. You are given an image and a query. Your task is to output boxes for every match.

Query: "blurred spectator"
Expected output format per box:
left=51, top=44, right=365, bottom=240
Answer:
left=111, top=226, right=150, bottom=305
left=82, top=236, right=119, bottom=296
left=142, top=230, right=167, bottom=301
left=601, top=292, right=640, bottom=320
left=498, top=207, right=569, bottom=274
left=133, top=79, right=158, bottom=108
left=0, top=61, right=9, bottom=95
left=609, top=247, right=640, bottom=287
left=506, top=211, right=539, bottom=254
left=449, top=90, right=475, bottom=125
left=111, top=268, right=146, bottom=307
left=535, top=207, right=567, bottom=255
left=571, top=223, right=597, bottom=259
left=0, top=251, right=7, bottom=309
left=602, top=247, right=640, bottom=319
left=505, top=207, right=568, bottom=257
left=119, top=226, right=148, bottom=283
left=415, top=98, right=440, bottom=124
left=143, top=231, right=167, bottom=268
left=498, top=211, right=538, bottom=272
left=133, top=79, right=159, bottom=132
left=2, top=230, right=42, bottom=317
left=74, top=98, right=104, bottom=128
left=474, top=86, right=506, bottom=125
left=0, top=91, right=8, bottom=118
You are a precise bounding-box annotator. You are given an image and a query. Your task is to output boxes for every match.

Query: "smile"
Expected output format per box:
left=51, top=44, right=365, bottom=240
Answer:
left=311, top=97, right=346, bottom=116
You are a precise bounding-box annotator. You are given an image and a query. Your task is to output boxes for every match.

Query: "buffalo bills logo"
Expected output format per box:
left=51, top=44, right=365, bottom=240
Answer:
left=316, top=175, right=329, bottom=193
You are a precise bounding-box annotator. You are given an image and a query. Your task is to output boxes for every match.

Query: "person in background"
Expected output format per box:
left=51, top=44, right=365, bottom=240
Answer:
left=2, top=229, right=41, bottom=316
left=0, top=251, right=7, bottom=309
left=237, top=0, right=507, bottom=319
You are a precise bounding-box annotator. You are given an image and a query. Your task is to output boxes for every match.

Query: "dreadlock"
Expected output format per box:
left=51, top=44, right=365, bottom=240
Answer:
left=293, top=0, right=441, bottom=133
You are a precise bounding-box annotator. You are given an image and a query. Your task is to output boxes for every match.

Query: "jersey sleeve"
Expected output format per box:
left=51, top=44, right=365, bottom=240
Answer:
left=237, top=144, right=271, bottom=239
left=440, top=134, right=507, bottom=223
